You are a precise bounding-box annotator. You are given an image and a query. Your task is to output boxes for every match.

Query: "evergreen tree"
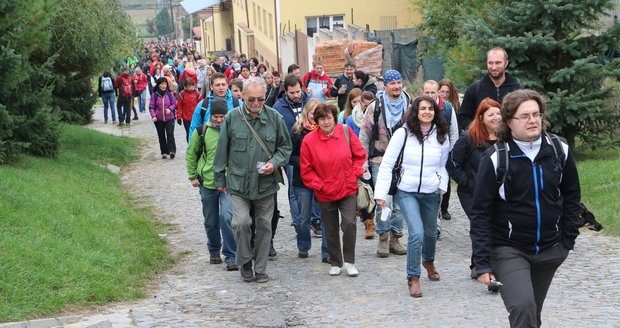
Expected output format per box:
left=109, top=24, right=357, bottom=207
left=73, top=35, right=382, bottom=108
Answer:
left=155, top=9, right=174, bottom=37
left=465, top=0, right=620, bottom=149
left=0, top=0, right=61, bottom=163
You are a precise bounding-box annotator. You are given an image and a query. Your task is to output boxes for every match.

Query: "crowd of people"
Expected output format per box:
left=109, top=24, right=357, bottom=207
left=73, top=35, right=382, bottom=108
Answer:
left=100, top=43, right=582, bottom=327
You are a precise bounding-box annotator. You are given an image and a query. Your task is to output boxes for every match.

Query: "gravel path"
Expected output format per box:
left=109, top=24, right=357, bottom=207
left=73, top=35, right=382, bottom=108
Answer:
left=59, top=104, right=620, bottom=327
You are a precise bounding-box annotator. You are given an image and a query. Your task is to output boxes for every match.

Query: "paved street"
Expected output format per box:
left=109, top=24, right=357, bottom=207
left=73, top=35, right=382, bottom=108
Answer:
left=59, top=105, right=620, bottom=327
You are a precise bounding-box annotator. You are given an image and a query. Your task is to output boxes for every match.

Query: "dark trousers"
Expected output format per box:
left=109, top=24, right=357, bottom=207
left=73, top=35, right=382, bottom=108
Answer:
left=319, top=194, right=357, bottom=268
left=250, top=193, right=280, bottom=248
left=118, top=96, right=132, bottom=124
left=492, top=243, right=569, bottom=328
left=154, top=120, right=176, bottom=155
left=183, top=119, right=191, bottom=142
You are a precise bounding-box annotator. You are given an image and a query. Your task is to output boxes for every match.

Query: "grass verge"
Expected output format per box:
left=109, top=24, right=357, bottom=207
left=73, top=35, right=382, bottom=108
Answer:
left=0, top=125, right=173, bottom=322
left=576, top=148, right=620, bottom=236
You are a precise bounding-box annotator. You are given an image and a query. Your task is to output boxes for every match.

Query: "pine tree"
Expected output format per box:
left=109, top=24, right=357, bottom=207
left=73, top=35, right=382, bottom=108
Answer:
left=465, top=0, right=620, bottom=149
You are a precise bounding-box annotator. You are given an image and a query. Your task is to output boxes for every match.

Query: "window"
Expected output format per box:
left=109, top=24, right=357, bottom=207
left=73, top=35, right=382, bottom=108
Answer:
left=263, top=9, right=267, bottom=36
left=252, top=3, right=257, bottom=27
left=380, top=16, right=397, bottom=30
left=257, top=5, right=262, bottom=31
left=269, top=13, right=274, bottom=39
left=305, top=15, right=346, bottom=37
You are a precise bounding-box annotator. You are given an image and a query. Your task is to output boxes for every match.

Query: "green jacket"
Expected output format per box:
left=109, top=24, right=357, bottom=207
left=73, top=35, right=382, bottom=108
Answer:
left=213, top=106, right=292, bottom=200
left=185, top=122, right=221, bottom=189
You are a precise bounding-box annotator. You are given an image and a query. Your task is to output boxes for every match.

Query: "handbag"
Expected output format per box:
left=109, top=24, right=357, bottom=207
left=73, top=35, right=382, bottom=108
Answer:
left=241, top=111, right=285, bottom=184
left=342, top=124, right=375, bottom=211
left=388, top=130, right=408, bottom=196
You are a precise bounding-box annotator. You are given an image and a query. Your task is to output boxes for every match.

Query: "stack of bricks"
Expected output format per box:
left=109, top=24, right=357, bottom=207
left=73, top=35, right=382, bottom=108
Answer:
left=314, top=40, right=380, bottom=75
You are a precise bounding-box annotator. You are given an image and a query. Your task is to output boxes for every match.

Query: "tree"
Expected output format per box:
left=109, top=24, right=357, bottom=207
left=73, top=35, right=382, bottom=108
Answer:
left=155, top=8, right=174, bottom=37
left=0, top=0, right=61, bottom=163
left=146, top=18, right=157, bottom=36
left=464, top=0, right=620, bottom=149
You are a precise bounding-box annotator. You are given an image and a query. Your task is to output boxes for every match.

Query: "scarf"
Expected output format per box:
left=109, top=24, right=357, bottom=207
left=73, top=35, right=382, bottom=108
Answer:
left=351, top=104, right=365, bottom=128
left=303, top=122, right=317, bottom=131
left=383, top=92, right=406, bottom=128
left=156, top=89, right=166, bottom=97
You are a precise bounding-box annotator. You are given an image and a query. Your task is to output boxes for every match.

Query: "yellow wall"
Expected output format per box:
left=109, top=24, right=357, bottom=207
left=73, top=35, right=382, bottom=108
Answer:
left=201, top=11, right=233, bottom=55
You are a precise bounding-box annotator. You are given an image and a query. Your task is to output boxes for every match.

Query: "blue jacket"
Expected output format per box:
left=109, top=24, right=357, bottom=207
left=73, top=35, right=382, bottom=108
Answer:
left=272, top=92, right=310, bottom=132
left=188, top=89, right=243, bottom=138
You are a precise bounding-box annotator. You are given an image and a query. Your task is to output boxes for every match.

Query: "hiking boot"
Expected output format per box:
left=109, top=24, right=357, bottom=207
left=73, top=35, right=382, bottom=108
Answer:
left=255, top=273, right=269, bottom=283
left=298, top=250, right=309, bottom=258
left=422, top=260, right=440, bottom=281
left=209, top=253, right=222, bottom=264
left=268, top=241, right=277, bottom=260
left=133, top=115, right=139, bottom=120
left=226, top=262, right=239, bottom=271
left=311, top=221, right=322, bottom=238
left=363, top=219, right=376, bottom=239
left=408, top=276, right=422, bottom=298
left=441, top=210, right=452, bottom=220
left=240, top=261, right=254, bottom=282
left=376, top=233, right=389, bottom=258
left=322, top=257, right=331, bottom=264
left=389, top=231, right=407, bottom=255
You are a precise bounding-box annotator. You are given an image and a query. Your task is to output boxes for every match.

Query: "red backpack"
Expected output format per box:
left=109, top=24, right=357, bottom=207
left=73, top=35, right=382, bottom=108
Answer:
left=121, top=77, right=132, bottom=97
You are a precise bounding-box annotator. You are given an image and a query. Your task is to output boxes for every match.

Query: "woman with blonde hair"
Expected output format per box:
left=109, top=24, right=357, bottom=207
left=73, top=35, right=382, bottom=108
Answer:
left=340, top=88, right=362, bottom=124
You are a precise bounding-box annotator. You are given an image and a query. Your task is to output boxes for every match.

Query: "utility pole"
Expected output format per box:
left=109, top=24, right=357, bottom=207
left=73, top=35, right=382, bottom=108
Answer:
left=169, top=0, right=176, bottom=41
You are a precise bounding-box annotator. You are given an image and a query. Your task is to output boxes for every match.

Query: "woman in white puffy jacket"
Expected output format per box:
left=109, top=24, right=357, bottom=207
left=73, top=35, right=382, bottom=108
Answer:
left=375, top=96, right=451, bottom=298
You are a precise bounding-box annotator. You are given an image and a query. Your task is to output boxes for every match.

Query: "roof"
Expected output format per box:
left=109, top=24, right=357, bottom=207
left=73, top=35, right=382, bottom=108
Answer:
left=192, top=26, right=202, bottom=39
left=180, top=0, right=220, bottom=15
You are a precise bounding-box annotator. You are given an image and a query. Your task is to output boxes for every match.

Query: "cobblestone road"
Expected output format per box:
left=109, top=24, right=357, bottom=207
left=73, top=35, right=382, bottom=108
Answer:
left=66, top=105, right=620, bottom=327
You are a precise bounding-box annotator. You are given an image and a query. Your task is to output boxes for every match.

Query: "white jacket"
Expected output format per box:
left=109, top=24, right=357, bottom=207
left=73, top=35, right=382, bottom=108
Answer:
left=375, top=126, right=450, bottom=200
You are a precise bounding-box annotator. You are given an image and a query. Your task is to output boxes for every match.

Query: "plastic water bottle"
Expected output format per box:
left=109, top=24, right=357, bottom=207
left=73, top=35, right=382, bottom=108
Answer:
left=380, top=197, right=392, bottom=222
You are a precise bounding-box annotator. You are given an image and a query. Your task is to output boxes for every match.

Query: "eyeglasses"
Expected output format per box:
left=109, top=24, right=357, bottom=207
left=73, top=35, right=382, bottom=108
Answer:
left=512, top=112, right=543, bottom=122
left=246, top=97, right=265, bottom=103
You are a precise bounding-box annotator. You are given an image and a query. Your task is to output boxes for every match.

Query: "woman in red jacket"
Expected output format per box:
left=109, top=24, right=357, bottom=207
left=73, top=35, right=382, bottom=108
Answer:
left=177, top=78, right=203, bottom=141
left=300, top=104, right=367, bottom=277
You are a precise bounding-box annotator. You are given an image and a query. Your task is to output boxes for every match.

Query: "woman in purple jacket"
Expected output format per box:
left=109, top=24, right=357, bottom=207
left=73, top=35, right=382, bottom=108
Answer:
left=150, top=77, right=177, bottom=159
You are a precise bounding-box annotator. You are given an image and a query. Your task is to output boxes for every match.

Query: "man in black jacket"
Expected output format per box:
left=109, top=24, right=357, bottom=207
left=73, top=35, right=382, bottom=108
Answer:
left=470, top=89, right=580, bottom=328
left=457, top=47, right=522, bottom=130
left=329, top=61, right=356, bottom=112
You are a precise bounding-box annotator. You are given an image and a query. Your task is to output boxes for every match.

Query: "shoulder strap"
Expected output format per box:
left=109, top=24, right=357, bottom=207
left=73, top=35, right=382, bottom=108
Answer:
left=342, top=123, right=350, bottom=146
left=495, top=141, right=509, bottom=187
left=547, top=132, right=566, bottom=172
left=371, top=96, right=383, bottom=142
left=233, top=97, right=239, bottom=108
left=196, top=124, right=208, bottom=158
left=200, top=98, right=211, bottom=123
left=241, top=111, right=273, bottom=158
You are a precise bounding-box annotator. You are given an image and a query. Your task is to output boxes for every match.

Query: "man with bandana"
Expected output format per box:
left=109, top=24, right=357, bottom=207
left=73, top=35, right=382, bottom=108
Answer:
left=185, top=98, right=238, bottom=271
left=359, top=69, right=410, bottom=258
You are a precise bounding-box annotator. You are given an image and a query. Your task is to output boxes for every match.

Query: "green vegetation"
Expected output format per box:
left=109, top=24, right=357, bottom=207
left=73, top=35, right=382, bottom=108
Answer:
left=0, top=125, right=173, bottom=322
left=577, top=148, right=620, bottom=236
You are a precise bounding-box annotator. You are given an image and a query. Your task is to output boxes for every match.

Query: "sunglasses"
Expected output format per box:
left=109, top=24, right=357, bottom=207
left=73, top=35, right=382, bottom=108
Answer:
left=246, top=97, right=265, bottom=103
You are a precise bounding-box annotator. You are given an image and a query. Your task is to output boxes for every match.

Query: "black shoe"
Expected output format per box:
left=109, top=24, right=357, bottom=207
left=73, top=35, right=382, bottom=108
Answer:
left=170, top=152, right=175, bottom=159
left=133, top=115, right=139, bottom=120
left=322, top=257, right=331, bottom=264
left=241, top=261, right=254, bottom=282
left=441, top=211, right=452, bottom=220
left=209, top=253, right=222, bottom=264
left=226, top=262, right=239, bottom=271
left=255, top=273, right=269, bottom=283
left=268, top=242, right=277, bottom=260
left=298, top=250, right=309, bottom=258
left=311, top=222, right=322, bottom=238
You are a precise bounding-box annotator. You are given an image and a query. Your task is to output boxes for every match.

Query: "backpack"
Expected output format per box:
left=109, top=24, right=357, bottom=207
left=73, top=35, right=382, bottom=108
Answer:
left=494, top=132, right=566, bottom=190
left=440, top=100, right=453, bottom=125
left=121, top=78, right=132, bottom=97
left=368, top=93, right=407, bottom=157
left=101, top=76, right=113, bottom=92
left=195, top=97, right=240, bottom=158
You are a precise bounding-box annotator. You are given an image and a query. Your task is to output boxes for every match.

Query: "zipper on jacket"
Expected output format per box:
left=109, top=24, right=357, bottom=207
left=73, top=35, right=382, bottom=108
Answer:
left=417, top=140, right=425, bottom=193
left=539, top=165, right=544, bottom=190
left=532, top=163, right=542, bottom=254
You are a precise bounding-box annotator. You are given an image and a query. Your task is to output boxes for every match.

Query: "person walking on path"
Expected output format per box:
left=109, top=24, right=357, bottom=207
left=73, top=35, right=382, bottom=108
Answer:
left=115, top=67, right=134, bottom=126
left=177, top=78, right=203, bottom=141
left=149, top=77, right=177, bottom=159
left=471, top=89, right=581, bottom=327
left=185, top=98, right=238, bottom=271
left=300, top=104, right=367, bottom=277
left=374, top=96, right=451, bottom=297
left=99, top=71, right=117, bottom=124
left=213, top=80, right=292, bottom=283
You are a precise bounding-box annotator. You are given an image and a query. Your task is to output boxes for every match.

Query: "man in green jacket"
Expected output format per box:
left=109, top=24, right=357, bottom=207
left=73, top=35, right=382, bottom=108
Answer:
left=213, top=80, right=292, bottom=283
left=185, top=99, right=238, bottom=271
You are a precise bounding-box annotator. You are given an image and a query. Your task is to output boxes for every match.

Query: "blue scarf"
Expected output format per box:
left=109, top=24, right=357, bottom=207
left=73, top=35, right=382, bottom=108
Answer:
left=382, top=92, right=406, bottom=128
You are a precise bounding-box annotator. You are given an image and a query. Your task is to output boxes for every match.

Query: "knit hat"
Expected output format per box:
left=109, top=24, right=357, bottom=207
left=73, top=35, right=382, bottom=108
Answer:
left=210, top=98, right=228, bottom=116
left=383, top=70, right=402, bottom=84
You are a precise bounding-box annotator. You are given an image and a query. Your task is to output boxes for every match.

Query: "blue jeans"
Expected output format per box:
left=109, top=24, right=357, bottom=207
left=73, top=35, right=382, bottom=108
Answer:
left=138, top=89, right=147, bottom=112
left=101, top=93, right=116, bottom=122
left=395, top=190, right=440, bottom=279
left=199, top=187, right=236, bottom=263
left=370, top=163, right=404, bottom=235
left=294, top=186, right=313, bottom=252
left=285, top=165, right=300, bottom=225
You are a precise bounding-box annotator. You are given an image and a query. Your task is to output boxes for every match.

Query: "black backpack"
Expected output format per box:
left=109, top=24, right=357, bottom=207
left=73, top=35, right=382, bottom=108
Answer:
left=495, top=132, right=566, bottom=190
left=195, top=97, right=240, bottom=158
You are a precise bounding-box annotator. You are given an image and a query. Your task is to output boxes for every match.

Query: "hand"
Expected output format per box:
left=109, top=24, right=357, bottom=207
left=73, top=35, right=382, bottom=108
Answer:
left=217, top=186, right=227, bottom=193
left=376, top=199, right=385, bottom=208
left=261, top=162, right=275, bottom=175
left=164, top=108, right=171, bottom=115
left=338, top=85, right=346, bottom=94
left=177, top=119, right=182, bottom=125
left=191, top=179, right=200, bottom=187
left=477, top=272, right=497, bottom=286
left=152, top=117, right=157, bottom=122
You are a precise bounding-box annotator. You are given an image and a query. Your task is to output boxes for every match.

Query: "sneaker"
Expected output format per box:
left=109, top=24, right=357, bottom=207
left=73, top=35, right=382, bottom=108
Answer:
left=209, top=253, right=222, bottom=264
left=226, top=262, right=239, bottom=271
left=268, top=242, right=277, bottom=260
left=162, top=154, right=168, bottom=159
left=329, top=266, right=341, bottom=276
left=343, top=262, right=359, bottom=277
left=255, top=273, right=269, bottom=283
left=311, top=222, right=322, bottom=238
left=241, top=261, right=254, bottom=282
left=441, top=211, right=452, bottom=220
left=170, top=152, right=175, bottom=159
left=298, top=250, right=309, bottom=258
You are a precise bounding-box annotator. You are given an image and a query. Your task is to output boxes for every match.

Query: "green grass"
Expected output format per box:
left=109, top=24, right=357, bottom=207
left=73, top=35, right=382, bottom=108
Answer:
left=0, top=125, right=173, bottom=322
left=576, top=148, right=620, bottom=236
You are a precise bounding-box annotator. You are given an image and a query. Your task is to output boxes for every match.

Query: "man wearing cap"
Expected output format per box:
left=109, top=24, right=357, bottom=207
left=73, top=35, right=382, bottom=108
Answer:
left=213, top=80, right=292, bottom=283
left=185, top=99, right=238, bottom=270
left=359, top=69, right=410, bottom=258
